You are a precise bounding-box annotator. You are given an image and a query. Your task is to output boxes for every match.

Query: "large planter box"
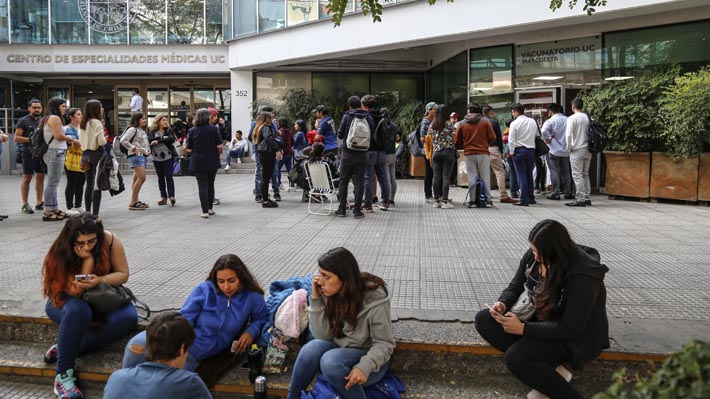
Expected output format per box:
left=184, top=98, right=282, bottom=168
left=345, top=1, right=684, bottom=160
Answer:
left=650, top=152, right=699, bottom=201
left=605, top=151, right=651, bottom=198
left=408, top=154, right=426, bottom=177
left=698, top=153, right=710, bottom=201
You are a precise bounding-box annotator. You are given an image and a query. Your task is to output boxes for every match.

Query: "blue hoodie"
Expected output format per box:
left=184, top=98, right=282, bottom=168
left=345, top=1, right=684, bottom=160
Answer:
left=180, top=281, right=269, bottom=361
left=317, top=115, right=338, bottom=152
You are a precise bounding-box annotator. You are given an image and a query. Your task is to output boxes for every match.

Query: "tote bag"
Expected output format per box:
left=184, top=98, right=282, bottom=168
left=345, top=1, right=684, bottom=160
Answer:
left=65, top=145, right=84, bottom=172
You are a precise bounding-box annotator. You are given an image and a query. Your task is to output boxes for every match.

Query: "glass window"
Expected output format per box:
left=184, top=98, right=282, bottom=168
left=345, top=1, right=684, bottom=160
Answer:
left=516, top=37, right=601, bottom=87
left=371, top=73, right=424, bottom=105
left=470, top=45, right=513, bottom=95
left=259, top=0, right=285, bottom=33
left=47, top=88, right=71, bottom=106
left=170, top=87, right=192, bottom=122
left=427, top=52, right=468, bottom=116
left=604, top=20, right=710, bottom=77
left=117, top=89, right=134, bottom=110
left=82, top=0, right=129, bottom=45
left=193, top=88, right=216, bottom=109
left=318, top=0, right=353, bottom=20
left=469, top=92, right=514, bottom=124
left=169, top=0, right=204, bottom=44
left=1, top=1, right=9, bottom=43
left=206, top=0, right=223, bottom=44
left=222, top=0, right=231, bottom=41
left=130, top=0, right=166, bottom=44
left=10, top=0, right=49, bottom=44
left=313, top=72, right=369, bottom=103
left=235, top=0, right=257, bottom=37
left=255, top=72, right=312, bottom=103
left=50, top=0, right=87, bottom=44
left=147, top=88, right=169, bottom=110
left=215, top=88, right=231, bottom=111
left=287, top=0, right=318, bottom=26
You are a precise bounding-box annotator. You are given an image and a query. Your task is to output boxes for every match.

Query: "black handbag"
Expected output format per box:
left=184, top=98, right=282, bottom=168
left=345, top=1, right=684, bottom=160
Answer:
left=83, top=283, right=150, bottom=319
left=534, top=125, right=549, bottom=158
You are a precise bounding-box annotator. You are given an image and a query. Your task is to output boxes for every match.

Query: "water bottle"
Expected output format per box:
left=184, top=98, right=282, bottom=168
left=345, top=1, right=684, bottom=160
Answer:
left=247, top=344, right=263, bottom=383
left=254, top=375, right=267, bottom=399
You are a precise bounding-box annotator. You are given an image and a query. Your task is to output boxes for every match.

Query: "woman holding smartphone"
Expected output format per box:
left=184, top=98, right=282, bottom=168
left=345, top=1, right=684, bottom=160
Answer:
left=122, top=254, right=269, bottom=387
left=148, top=114, right=178, bottom=206
left=475, top=219, right=609, bottom=399
left=287, top=247, right=395, bottom=399
left=43, top=213, right=137, bottom=399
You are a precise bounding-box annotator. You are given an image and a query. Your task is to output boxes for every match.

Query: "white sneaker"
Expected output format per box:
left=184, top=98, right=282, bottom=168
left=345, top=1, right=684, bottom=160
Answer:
left=200, top=213, right=209, bottom=219
left=433, top=201, right=441, bottom=208
left=237, top=159, right=242, bottom=164
left=526, top=365, right=572, bottom=399
left=441, top=202, right=454, bottom=209
left=224, top=165, right=231, bottom=171
left=208, top=209, right=216, bottom=215
left=66, top=208, right=78, bottom=216
left=76, top=207, right=85, bottom=213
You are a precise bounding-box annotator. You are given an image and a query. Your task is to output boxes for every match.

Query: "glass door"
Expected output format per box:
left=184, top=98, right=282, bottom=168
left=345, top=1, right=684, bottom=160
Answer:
left=146, top=87, right=170, bottom=129
left=515, top=87, right=560, bottom=127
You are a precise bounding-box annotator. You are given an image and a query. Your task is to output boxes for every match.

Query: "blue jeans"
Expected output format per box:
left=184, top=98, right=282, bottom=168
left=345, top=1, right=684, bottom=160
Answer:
left=287, top=339, right=389, bottom=399
left=45, top=296, right=137, bottom=374
left=122, top=330, right=200, bottom=371
left=226, top=148, right=245, bottom=166
left=513, top=147, right=536, bottom=204
left=252, top=157, right=279, bottom=195
left=364, top=150, right=390, bottom=206
left=43, top=148, right=66, bottom=212
left=153, top=159, right=175, bottom=198
left=278, top=153, right=293, bottom=186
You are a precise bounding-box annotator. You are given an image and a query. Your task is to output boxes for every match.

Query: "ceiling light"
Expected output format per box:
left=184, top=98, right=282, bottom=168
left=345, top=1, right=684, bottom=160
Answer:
left=533, top=76, right=564, bottom=81
left=605, top=76, right=634, bottom=81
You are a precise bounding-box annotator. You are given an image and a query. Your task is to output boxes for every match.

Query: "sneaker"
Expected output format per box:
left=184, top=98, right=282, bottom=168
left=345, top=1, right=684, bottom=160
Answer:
left=335, top=208, right=346, bottom=217
left=224, top=165, right=231, bottom=171
left=527, top=366, right=572, bottom=399
left=389, top=200, right=395, bottom=208
left=213, top=198, right=220, bottom=205
left=237, top=159, right=242, bottom=164
left=54, top=369, right=83, bottom=399
left=65, top=208, right=79, bottom=216
left=486, top=199, right=494, bottom=206
left=353, top=210, right=364, bottom=219
left=208, top=209, right=216, bottom=215
left=362, top=206, right=374, bottom=213
left=262, top=200, right=278, bottom=208
left=22, top=204, right=35, bottom=214
left=35, top=202, right=44, bottom=210
left=274, top=193, right=281, bottom=201
left=566, top=201, right=586, bottom=207
left=441, top=202, right=454, bottom=209
left=376, top=202, right=389, bottom=211
left=466, top=201, right=476, bottom=208
left=433, top=201, right=441, bottom=208
left=76, top=207, right=85, bottom=213
left=44, top=344, right=58, bottom=364
left=585, top=199, right=592, bottom=206
left=372, top=196, right=378, bottom=203
left=425, top=197, right=434, bottom=204
left=200, top=213, right=209, bottom=218
left=255, top=194, right=262, bottom=203
left=546, top=195, right=561, bottom=200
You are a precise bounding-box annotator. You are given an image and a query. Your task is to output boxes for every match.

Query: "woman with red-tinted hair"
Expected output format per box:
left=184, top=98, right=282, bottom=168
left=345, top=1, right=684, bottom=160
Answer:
left=42, top=213, right=137, bottom=399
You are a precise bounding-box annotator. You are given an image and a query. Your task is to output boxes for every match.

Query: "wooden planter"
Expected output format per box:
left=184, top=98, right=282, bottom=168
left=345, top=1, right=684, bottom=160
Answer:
left=698, top=153, right=710, bottom=201
left=408, top=154, right=426, bottom=177
left=605, top=151, right=651, bottom=198
left=650, top=152, right=699, bottom=201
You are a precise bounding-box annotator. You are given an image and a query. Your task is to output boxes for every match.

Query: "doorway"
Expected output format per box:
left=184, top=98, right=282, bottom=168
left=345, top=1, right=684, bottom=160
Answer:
left=74, top=84, right=115, bottom=137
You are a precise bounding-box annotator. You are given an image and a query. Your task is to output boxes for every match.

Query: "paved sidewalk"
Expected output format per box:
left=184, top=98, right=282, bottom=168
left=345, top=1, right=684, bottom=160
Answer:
left=1, top=174, right=708, bottom=354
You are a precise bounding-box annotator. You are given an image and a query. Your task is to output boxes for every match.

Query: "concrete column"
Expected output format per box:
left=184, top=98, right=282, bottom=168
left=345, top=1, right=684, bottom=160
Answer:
left=230, top=70, right=253, bottom=141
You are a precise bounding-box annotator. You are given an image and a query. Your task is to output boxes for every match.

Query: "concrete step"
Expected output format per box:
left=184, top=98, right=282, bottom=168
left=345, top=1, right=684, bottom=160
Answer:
left=0, top=316, right=662, bottom=398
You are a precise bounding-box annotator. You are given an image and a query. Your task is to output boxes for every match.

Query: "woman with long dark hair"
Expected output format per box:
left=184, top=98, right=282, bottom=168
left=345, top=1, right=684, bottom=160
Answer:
left=253, top=111, right=283, bottom=208
left=277, top=116, right=294, bottom=191
left=148, top=114, right=177, bottom=206
left=427, top=104, right=457, bottom=209
left=79, top=99, right=107, bottom=216
left=40, top=97, right=75, bottom=221
left=43, top=213, right=137, bottom=399
left=475, top=220, right=609, bottom=399
left=120, top=112, right=151, bottom=210
left=64, top=108, right=85, bottom=216
left=122, top=254, right=269, bottom=387
left=293, top=119, right=308, bottom=158
left=185, top=108, right=222, bottom=218
left=287, top=247, right=395, bottom=399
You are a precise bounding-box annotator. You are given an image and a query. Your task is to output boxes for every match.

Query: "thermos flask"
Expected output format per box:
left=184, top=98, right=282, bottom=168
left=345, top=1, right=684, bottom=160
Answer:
left=254, top=375, right=267, bottom=399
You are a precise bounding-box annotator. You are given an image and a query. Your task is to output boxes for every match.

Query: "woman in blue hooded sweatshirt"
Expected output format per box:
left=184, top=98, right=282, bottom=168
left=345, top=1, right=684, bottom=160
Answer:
left=122, top=254, right=269, bottom=386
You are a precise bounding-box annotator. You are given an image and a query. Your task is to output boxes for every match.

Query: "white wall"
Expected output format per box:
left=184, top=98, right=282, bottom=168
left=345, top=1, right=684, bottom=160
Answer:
left=229, top=0, right=708, bottom=69
left=230, top=71, right=254, bottom=133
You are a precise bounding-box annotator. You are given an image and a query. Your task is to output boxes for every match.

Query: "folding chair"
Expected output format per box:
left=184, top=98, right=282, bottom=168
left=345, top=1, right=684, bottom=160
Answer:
left=304, top=161, right=338, bottom=215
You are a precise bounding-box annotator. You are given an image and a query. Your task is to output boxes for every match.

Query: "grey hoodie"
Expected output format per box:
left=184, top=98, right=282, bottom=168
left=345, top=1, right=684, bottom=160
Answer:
left=309, top=284, right=395, bottom=377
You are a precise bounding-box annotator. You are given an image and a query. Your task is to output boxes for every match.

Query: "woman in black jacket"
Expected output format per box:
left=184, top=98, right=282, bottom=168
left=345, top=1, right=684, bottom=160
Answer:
left=186, top=108, right=223, bottom=218
left=252, top=111, right=283, bottom=208
left=475, top=219, right=609, bottom=399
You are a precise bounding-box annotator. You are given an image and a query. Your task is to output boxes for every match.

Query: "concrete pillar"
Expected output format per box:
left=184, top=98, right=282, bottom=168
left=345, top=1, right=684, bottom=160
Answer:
left=230, top=70, right=253, bottom=141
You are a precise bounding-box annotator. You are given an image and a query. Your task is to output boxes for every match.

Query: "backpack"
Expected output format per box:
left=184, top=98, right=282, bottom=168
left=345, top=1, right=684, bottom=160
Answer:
left=407, top=123, right=424, bottom=157
left=474, top=177, right=487, bottom=208
left=114, top=127, right=136, bottom=156
left=587, top=115, right=607, bottom=154
left=345, top=115, right=371, bottom=151
left=374, top=117, right=396, bottom=152
left=28, top=126, right=53, bottom=158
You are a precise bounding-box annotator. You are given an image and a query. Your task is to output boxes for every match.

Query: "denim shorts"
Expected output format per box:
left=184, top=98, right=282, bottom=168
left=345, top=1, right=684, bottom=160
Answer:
left=129, top=155, right=147, bottom=168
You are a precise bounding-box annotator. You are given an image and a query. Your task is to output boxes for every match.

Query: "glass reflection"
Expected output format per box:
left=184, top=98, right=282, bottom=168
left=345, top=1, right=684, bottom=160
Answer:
left=1, top=1, right=9, bottom=43
left=206, top=0, right=223, bottom=43
left=259, top=0, right=285, bottom=33
left=193, top=89, right=215, bottom=109
left=51, top=0, right=87, bottom=44
left=130, top=0, right=166, bottom=44
left=287, top=1, right=318, bottom=27
left=147, top=88, right=170, bottom=109
left=234, top=0, right=257, bottom=36
left=11, top=0, right=49, bottom=44
left=169, top=0, right=204, bottom=43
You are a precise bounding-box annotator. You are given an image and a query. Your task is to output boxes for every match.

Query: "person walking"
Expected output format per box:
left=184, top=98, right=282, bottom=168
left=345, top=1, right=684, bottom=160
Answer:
left=186, top=108, right=223, bottom=218
left=253, top=111, right=283, bottom=208
left=39, top=97, right=74, bottom=221
left=566, top=98, right=593, bottom=207
left=148, top=114, right=177, bottom=206
left=79, top=100, right=107, bottom=216
left=120, top=112, right=151, bottom=211
left=64, top=108, right=85, bottom=216
left=508, top=103, right=537, bottom=206
left=541, top=103, right=573, bottom=201
left=14, top=99, right=46, bottom=214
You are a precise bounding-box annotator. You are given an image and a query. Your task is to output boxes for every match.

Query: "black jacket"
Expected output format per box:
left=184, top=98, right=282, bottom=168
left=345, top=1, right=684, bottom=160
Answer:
left=338, top=108, right=375, bottom=154
left=483, top=115, right=503, bottom=152
left=498, top=245, right=610, bottom=370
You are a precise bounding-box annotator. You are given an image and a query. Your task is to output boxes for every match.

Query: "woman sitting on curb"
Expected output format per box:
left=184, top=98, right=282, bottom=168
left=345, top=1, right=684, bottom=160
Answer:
left=287, top=247, right=395, bottom=399
left=475, top=219, right=609, bottom=399
left=43, top=213, right=138, bottom=399
left=122, top=254, right=269, bottom=387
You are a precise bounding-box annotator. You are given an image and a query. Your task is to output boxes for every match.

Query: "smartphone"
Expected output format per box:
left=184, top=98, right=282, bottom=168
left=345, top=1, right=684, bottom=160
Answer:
left=485, top=303, right=501, bottom=316
left=74, top=274, right=92, bottom=281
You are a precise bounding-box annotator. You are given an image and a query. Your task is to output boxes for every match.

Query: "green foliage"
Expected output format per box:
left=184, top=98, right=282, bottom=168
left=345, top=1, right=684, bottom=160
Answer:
left=550, top=0, right=608, bottom=15
left=280, top=88, right=318, bottom=125
left=249, top=98, right=282, bottom=120
left=374, top=91, right=400, bottom=119
left=580, top=67, right=680, bottom=153
left=394, top=100, right=424, bottom=138
left=658, top=67, right=710, bottom=156
left=593, top=340, right=710, bottom=399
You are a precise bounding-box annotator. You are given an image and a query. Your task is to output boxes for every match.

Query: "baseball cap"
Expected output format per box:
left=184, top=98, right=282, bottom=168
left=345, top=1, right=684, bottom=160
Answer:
left=208, top=107, right=219, bottom=117
left=425, top=102, right=437, bottom=113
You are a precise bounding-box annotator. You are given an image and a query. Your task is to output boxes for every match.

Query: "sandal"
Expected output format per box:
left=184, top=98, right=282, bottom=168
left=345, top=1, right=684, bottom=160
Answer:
left=129, top=202, right=145, bottom=211
left=42, top=213, right=65, bottom=221
left=53, top=210, right=68, bottom=218
left=138, top=201, right=150, bottom=209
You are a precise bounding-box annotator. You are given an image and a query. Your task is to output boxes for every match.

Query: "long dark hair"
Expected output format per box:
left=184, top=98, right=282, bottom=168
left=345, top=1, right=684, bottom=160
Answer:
left=81, top=99, right=102, bottom=130
left=39, top=97, right=66, bottom=130
left=129, top=112, right=145, bottom=129
left=65, top=108, right=81, bottom=126
left=528, top=219, right=575, bottom=320
left=430, top=104, right=449, bottom=131
left=318, top=247, right=385, bottom=337
left=295, top=119, right=307, bottom=133
left=207, top=254, right=264, bottom=296
left=309, top=142, right=325, bottom=161
left=43, top=213, right=109, bottom=307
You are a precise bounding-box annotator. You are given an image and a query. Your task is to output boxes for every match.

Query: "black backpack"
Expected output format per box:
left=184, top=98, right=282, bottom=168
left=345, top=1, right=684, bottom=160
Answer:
left=587, top=115, right=607, bottom=154
left=28, top=126, right=53, bottom=158
left=114, top=127, right=136, bottom=156
left=374, top=117, right=396, bottom=152
left=474, top=177, right=487, bottom=208
left=408, top=122, right=424, bottom=157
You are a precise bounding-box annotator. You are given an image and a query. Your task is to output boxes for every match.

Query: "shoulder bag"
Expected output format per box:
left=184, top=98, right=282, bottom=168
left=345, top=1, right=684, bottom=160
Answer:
left=509, top=260, right=538, bottom=321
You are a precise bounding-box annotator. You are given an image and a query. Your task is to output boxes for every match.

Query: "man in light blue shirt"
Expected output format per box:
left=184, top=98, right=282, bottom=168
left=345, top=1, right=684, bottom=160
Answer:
left=541, top=103, right=573, bottom=200
left=104, top=312, right=211, bottom=399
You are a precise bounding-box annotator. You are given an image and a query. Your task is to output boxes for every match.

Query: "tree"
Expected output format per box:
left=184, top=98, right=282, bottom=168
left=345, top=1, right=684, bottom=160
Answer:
left=326, top=0, right=609, bottom=26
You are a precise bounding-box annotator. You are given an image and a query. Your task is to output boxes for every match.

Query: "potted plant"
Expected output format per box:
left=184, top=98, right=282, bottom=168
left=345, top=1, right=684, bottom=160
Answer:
left=657, top=67, right=710, bottom=201
left=582, top=67, right=679, bottom=199
left=394, top=100, right=425, bottom=177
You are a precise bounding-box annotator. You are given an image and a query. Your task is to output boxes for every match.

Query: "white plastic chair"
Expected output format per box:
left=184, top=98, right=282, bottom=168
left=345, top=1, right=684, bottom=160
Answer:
left=304, top=161, right=338, bottom=215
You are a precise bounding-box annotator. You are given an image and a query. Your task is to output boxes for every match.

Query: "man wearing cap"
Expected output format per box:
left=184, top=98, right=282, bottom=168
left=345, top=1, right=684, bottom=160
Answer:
left=420, top=102, right=436, bottom=203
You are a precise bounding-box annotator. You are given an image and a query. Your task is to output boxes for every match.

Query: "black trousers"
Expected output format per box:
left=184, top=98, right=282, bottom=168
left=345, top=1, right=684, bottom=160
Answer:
left=474, top=309, right=583, bottom=399
left=337, top=151, right=367, bottom=212
left=424, top=155, right=433, bottom=198
left=195, top=169, right=217, bottom=213
left=259, top=152, right=276, bottom=201
left=65, top=168, right=85, bottom=209
left=82, top=151, right=102, bottom=216
left=535, top=156, right=547, bottom=191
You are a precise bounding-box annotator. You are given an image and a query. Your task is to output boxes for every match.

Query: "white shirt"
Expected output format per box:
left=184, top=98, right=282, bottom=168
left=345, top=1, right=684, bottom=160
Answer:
left=541, top=113, right=568, bottom=157
left=44, top=123, right=67, bottom=150
left=565, top=112, right=589, bottom=152
left=129, top=94, right=143, bottom=112
left=508, top=114, right=537, bottom=155
left=229, top=138, right=247, bottom=151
